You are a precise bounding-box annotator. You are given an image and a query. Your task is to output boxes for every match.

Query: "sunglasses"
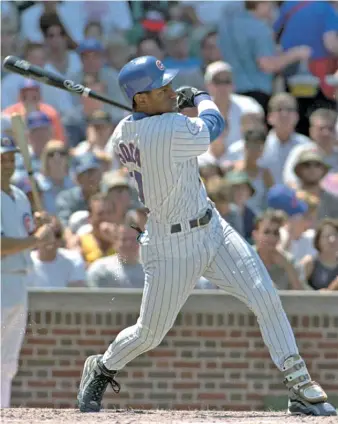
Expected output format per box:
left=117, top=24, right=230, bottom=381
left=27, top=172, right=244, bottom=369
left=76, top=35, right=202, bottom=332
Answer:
left=271, top=107, right=297, bottom=113
left=47, top=151, right=68, bottom=158
left=301, top=161, right=323, bottom=169
left=54, top=230, right=63, bottom=239
left=263, top=229, right=280, bottom=237
left=212, top=78, right=232, bottom=85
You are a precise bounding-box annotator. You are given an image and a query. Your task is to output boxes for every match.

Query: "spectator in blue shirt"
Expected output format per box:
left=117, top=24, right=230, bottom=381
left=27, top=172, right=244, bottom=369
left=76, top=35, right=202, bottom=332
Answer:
left=218, top=0, right=311, bottom=113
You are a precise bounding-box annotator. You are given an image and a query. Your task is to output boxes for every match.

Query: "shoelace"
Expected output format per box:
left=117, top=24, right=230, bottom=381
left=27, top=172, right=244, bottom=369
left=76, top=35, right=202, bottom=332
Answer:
left=90, top=373, right=121, bottom=403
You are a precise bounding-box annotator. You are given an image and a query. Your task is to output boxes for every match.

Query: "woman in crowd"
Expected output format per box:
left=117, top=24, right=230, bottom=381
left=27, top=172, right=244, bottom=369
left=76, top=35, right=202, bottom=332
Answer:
left=232, top=125, right=274, bottom=213
left=37, top=140, right=74, bottom=214
left=300, top=219, right=338, bottom=291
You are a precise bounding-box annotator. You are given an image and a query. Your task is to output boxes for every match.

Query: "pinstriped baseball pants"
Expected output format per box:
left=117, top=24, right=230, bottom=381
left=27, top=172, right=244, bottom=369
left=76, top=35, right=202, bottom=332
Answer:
left=103, top=211, right=299, bottom=371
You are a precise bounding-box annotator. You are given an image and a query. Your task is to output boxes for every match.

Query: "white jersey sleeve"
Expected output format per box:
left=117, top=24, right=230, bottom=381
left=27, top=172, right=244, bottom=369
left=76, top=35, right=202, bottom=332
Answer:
left=171, top=114, right=210, bottom=163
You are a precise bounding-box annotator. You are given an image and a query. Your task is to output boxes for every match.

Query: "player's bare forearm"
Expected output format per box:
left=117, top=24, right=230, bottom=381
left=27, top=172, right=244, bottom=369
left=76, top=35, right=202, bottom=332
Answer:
left=1, top=235, right=38, bottom=256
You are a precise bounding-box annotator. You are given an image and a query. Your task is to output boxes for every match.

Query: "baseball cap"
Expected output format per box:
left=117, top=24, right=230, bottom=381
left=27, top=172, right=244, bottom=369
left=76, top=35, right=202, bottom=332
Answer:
left=27, top=111, right=51, bottom=130
left=19, top=79, right=40, bottom=90
left=68, top=210, right=90, bottom=234
left=77, top=38, right=104, bottom=54
left=267, top=184, right=308, bottom=217
left=73, top=152, right=100, bottom=175
left=204, top=61, right=232, bottom=84
left=226, top=170, right=255, bottom=195
left=0, top=134, right=18, bottom=154
left=87, top=110, right=112, bottom=126
left=142, top=10, right=166, bottom=33
left=100, top=170, right=130, bottom=194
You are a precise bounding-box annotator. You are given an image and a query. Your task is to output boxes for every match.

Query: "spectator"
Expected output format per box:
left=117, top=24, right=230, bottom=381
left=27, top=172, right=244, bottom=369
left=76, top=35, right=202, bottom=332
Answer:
left=226, top=170, right=257, bottom=242
left=252, top=209, right=303, bottom=290
left=30, top=216, right=86, bottom=288
left=56, top=152, right=101, bottom=227
left=87, top=224, right=144, bottom=288
left=201, top=61, right=263, bottom=164
left=293, top=150, right=338, bottom=221
left=1, top=41, right=73, bottom=114
left=36, top=140, right=74, bottom=215
left=199, top=30, right=222, bottom=73
left=283, top=109, right=338, bottom=187
left=218, top=0, right=311, bottom=112
left=259, top=93, right=311, bottom=185
left=78, top=193, right=117, bottom=265
left=162, top=22, right=205, bottom=90
left=274, top=0, right=338, bottom=133
left=205, top=176, right=243, bottom=235
left=84, top=21, right=104, bottom=44
left=105, top=33, right=132, bottom=71
left=1, top=5, right=21, bottom=79
left=279, top=190, right=319, bottom=263
left=101, top=171, right=133, bottom=225
left=232, top=126, right=274, bottom=213
left=3, top=80, right=65, bottom=143
left=62, top=74, right=115, bottom=147
left=136, top=36, right=164, bottom=61
left=72, top=110, right=116, bottom=156
left=225, top=112, right=266, bottom=163
left=14, top=111, right=53, bottom=175
left=199, top=162, right=224, bottom=183
left=40, top=12, right=81, bottom=78
left=69, top=38, right=128, bottom=120
left=300, top=219, right=338, bottom=291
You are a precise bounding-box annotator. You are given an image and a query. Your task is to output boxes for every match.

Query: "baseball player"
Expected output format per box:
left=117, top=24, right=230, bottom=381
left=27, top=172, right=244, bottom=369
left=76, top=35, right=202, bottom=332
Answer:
left=1, top=135, right=54, bottom=407
left=77, top=57, right=336, bottom=416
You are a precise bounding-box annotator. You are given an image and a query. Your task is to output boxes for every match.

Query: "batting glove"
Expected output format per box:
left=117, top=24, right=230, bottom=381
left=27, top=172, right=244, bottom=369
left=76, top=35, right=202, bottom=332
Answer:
left=175, top=86, right=209, bottom=110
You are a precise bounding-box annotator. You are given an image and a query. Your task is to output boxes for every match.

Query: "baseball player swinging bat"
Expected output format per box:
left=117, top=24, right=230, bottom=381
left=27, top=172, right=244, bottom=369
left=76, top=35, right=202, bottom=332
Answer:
left=10, top=113, right=44, bottom=212
left=3, top=55, right=132, bottom=112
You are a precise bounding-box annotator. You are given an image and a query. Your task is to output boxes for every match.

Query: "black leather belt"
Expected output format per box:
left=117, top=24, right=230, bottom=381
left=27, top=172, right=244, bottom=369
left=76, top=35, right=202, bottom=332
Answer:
left=171, top=209, right=212, bottom=234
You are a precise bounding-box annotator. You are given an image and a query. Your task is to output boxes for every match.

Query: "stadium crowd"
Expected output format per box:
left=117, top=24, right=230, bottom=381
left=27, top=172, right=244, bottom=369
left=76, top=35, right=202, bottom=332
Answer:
left=1, top=0, right=338, bottom=292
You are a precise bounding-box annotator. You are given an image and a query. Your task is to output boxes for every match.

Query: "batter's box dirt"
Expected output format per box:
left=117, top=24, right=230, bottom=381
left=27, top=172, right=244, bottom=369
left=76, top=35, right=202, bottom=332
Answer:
left=1, top=409, right=337, bottom=424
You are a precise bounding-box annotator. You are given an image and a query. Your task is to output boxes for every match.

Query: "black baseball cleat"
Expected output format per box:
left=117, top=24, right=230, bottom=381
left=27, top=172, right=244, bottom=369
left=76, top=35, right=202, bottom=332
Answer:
left=77, top=354, right=120, bottom=413
left=283, top=355, right=337, bottom=416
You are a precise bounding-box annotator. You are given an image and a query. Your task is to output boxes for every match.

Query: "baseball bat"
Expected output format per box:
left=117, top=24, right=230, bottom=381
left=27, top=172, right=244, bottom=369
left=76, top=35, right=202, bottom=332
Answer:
left=3, top=55, right=132, bottom=112
left=11, top=113, right=44, bottom=212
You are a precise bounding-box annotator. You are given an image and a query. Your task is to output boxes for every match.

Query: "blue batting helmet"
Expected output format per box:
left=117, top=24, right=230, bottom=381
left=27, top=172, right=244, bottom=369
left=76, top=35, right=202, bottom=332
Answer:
left=118, top=56, right=178, bottom=101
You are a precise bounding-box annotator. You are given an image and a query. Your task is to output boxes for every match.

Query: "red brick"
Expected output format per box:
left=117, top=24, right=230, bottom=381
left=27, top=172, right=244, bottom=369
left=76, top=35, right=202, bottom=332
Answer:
left=132, top=371, right=144, bottom=378
left=221, top=341, right=249, bottom=348
left=156, top=361, right=170, bottom=368
left=167, top=330, right=177, bottom=337
left=324, top=352, right=338, bottom=359
left=21, top=348, right=33, bottom=355
left=325, top=384, right=338, bottom=390
left=181, top=372, right=193, bottom=379
left=26, top=402, right=55, bottom=408
left=295, top=332, right=322, bottom=339
left=28, top=381, right=56, bottom=388
left=27, top=338, right=56, bottom=345
left=85, top=329, right=97, bottom=335
left=148, top=350, right=176, bottom=357
left=197, top=330, right=226, bottom=338
left=36, top=349, right=49, bottom=355
left=59, top=360, right=71, bottom=366
left=52, top=329, right=81, bottom=335
left=246, top=351, right=270, bottom=359
left=77, top=339, right=105, bottom=346
left=173, top=382, right=200, bottom=389
left=302, top=351, right=320, bottom=359
left=100, top=329, right=120, bottom=336
left=173, top=404, right=203, bottom=410
left=318, top=342, right=338, bottom=349
left=302, top=316, right=310, bottom=327
left=181, top=330, right=193, bottom=337
left=173, top=361, right=201, bottom=368
left=221, top=362, right=249, bottom=369
left=52, top=392, right=75, bottom=399
left=198, top=393, right=226, bottom=400
left=246, top=331, right=261, bottom=337
left=230, top=330, right=242, bottom=337
left=52, top=370, right=80, bottom=378
left=247, top=393, right=262, bottom=400
left=206, top=362, right=217, bottom=369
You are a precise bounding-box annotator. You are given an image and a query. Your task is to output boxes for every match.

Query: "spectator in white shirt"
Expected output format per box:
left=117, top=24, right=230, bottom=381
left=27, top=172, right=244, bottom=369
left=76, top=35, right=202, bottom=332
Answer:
left=200, top=61, right=263, bottom=166
left=1, top=42, right=74, bottom=114
left=87, top=224, right=144, bottom=289
left=30, top=216, right=86, bottom=288
left=259, top=93, right=312, bottom=185
left=40, top=12, right=82, bottom=79
left=283, top=108, right=338, bottom=187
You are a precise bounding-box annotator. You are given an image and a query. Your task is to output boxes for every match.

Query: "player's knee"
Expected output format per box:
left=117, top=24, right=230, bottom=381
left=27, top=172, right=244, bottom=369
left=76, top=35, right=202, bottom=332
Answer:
left=135, top=324, right=164, bottom=350
left=251, top=283, right=283, bottom=316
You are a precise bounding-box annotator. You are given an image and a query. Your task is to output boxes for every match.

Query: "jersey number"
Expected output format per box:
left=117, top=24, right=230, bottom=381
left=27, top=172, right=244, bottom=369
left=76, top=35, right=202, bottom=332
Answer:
left=130, top=171, right=145, bottom=204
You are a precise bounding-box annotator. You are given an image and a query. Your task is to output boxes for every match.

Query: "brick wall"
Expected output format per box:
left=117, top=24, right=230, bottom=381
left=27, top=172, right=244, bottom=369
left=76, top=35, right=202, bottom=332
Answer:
left=11, top=289, right=338, bottom=410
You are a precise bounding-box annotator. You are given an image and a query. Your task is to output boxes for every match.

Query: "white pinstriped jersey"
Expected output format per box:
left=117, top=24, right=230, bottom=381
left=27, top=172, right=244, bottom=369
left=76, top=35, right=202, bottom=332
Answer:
left=108, top=113, right=211, bottom=224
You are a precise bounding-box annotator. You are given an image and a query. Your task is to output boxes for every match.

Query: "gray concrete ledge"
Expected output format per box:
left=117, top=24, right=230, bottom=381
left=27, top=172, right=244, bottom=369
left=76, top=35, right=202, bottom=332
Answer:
left=28, top=289, right=338, bottom=315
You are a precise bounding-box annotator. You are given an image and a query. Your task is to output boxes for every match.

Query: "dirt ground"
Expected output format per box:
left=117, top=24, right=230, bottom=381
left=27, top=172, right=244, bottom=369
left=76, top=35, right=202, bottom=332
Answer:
left=1, top=409, right=337, bottom=424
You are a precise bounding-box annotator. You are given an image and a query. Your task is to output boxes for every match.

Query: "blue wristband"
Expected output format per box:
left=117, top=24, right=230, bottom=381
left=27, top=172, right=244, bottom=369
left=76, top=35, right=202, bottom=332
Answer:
left=194, top=93, right=212, bottom=107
